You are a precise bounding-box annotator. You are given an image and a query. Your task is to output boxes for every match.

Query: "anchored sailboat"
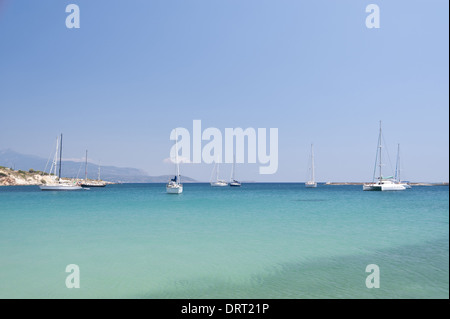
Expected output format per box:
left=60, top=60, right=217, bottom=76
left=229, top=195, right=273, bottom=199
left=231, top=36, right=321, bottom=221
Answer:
left=210, top=162, right=228, bottom=187
left=305, top=144, right=317, bottom=188
left=363, top=122, right=406, bottom=191
left=39, top=134, right=82, bottom=191
left=80, top=150, right=106, bottom=188
left=166, top=130, right=183, bottom=194
left=229, top=154, right=241, bottom=187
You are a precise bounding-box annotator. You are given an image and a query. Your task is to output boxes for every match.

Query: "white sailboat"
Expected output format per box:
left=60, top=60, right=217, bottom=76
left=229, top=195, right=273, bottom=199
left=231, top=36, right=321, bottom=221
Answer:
left=229, top=154, right=241, bottom=187
left=166, top=131, right=183, bottom=194
left=363, top=122, right=406, bottom=191
left=305, top=144, right=317, bottom=188
left=210, top=162, right=228, bottom=187
left=39, top=134, right=82, bottom=191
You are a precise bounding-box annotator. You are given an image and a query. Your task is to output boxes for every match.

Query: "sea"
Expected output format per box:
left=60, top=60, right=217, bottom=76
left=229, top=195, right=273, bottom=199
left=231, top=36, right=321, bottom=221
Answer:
left=0, top=183, right=448, bottom=299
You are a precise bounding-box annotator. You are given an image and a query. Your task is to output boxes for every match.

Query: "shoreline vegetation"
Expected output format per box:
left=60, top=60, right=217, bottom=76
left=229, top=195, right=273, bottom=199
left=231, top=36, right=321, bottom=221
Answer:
left=0, top=167, right=447, bottom=187
left=0, top=166, right=114, bottom=186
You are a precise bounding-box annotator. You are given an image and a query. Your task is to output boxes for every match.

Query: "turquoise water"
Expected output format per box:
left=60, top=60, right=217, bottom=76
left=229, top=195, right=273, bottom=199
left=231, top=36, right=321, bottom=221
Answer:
left=0, top=184, right=448, bottom=299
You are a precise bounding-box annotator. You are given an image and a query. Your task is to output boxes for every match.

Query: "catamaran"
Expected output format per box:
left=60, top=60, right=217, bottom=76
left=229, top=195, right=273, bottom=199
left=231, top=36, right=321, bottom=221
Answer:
left=229, top=154, right=241, bottom=187
left=166, top=131, right=183, bottom=194
left=210, top=162, right=228, bottom=187
left=39, top=134, right=82, bottom=191
left=305, top=143, right=317, bottom=188
left=363, top=122, right=406, bottom=191
left=80, top=150, right=107, bottom=188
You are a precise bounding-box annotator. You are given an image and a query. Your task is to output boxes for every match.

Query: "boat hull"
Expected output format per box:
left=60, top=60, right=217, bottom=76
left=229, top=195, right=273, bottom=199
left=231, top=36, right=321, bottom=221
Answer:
left=81, top=183, right=106, bottom=188
left=39, top=185, right=82, bottom=191
left=363, top=182, right=406, bottom=191
left=363, top=184, right=382, bottom=191
left=382, top=184, right=406, bottom=191
left=211, top=182, right=228, bottom=187
left=305, top=182, right=317, bottom=188
left=166, top=185, right=183, bottom=194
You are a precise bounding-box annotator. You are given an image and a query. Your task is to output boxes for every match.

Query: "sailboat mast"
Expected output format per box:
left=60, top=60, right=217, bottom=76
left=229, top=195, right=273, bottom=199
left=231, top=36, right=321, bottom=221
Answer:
left=85, top=150, right=88, bottom=182
left=58, top=134, right=63, bottom=182
left=378, top=121, right=382, bottom=180
left=52, top=136, right=59, bottom=177
left=175, top=129, right=180, bottom=181
left=395, top=143, right=400, bottom=182
left=311, top=144, right=315, bottom=182
left=232, top=154, right=236, bottom=181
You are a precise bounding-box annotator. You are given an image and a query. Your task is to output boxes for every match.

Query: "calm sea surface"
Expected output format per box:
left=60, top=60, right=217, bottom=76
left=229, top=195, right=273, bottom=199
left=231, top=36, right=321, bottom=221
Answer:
left=0, top=183, right=448, bottom=298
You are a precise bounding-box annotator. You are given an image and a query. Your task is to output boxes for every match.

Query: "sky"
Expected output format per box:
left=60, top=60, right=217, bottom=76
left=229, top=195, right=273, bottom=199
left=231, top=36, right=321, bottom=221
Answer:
left=0, top=0, right=448, bottom=182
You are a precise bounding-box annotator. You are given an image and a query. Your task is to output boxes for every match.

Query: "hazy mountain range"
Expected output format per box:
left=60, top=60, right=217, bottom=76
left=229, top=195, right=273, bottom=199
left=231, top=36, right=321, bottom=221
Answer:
left=0, top=149, right=196, bottom=183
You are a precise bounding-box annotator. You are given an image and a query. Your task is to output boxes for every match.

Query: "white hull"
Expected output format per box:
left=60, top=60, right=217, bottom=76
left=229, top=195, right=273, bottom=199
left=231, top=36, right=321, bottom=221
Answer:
left=211, top=181, right=228, bottom=187
left=39, top=184, right=82, bottom=191
left=363, top=181, right=406, bottom=191
left=305, top=181, right=317, bottom=188
left=363, top=184, right=382, bottom=191
left=229, top=182, right=241, bottom=187
left=382, top=183, right=406, bottom=191
left=166, top=184, right=183, bottom=194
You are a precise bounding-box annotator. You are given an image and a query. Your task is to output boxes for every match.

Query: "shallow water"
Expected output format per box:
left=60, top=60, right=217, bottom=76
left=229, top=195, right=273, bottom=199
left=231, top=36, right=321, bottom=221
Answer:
left=0, top=183, right=448, bottom=298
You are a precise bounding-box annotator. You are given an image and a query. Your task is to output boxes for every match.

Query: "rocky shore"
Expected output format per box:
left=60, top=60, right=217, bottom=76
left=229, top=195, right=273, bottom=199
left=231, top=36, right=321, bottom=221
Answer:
left=0, top=167, right=112, bottom=186
left=1, top=167, right=53, bottom=186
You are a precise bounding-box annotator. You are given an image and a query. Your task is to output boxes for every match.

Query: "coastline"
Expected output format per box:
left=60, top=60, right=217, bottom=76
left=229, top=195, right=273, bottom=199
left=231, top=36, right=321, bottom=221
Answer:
left=1, top=166, right=447, bottom=187
left=0, top=167, right=113, bottom=186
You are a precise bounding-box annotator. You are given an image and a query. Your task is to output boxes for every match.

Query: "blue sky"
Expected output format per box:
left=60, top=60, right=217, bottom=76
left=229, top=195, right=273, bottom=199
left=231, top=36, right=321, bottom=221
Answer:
left=0, top=0, right=448, bottom=182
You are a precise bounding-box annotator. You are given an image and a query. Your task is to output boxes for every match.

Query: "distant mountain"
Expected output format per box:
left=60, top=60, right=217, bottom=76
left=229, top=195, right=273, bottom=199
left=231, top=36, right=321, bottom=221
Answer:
left=0, top=149, right=196, bottom=183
